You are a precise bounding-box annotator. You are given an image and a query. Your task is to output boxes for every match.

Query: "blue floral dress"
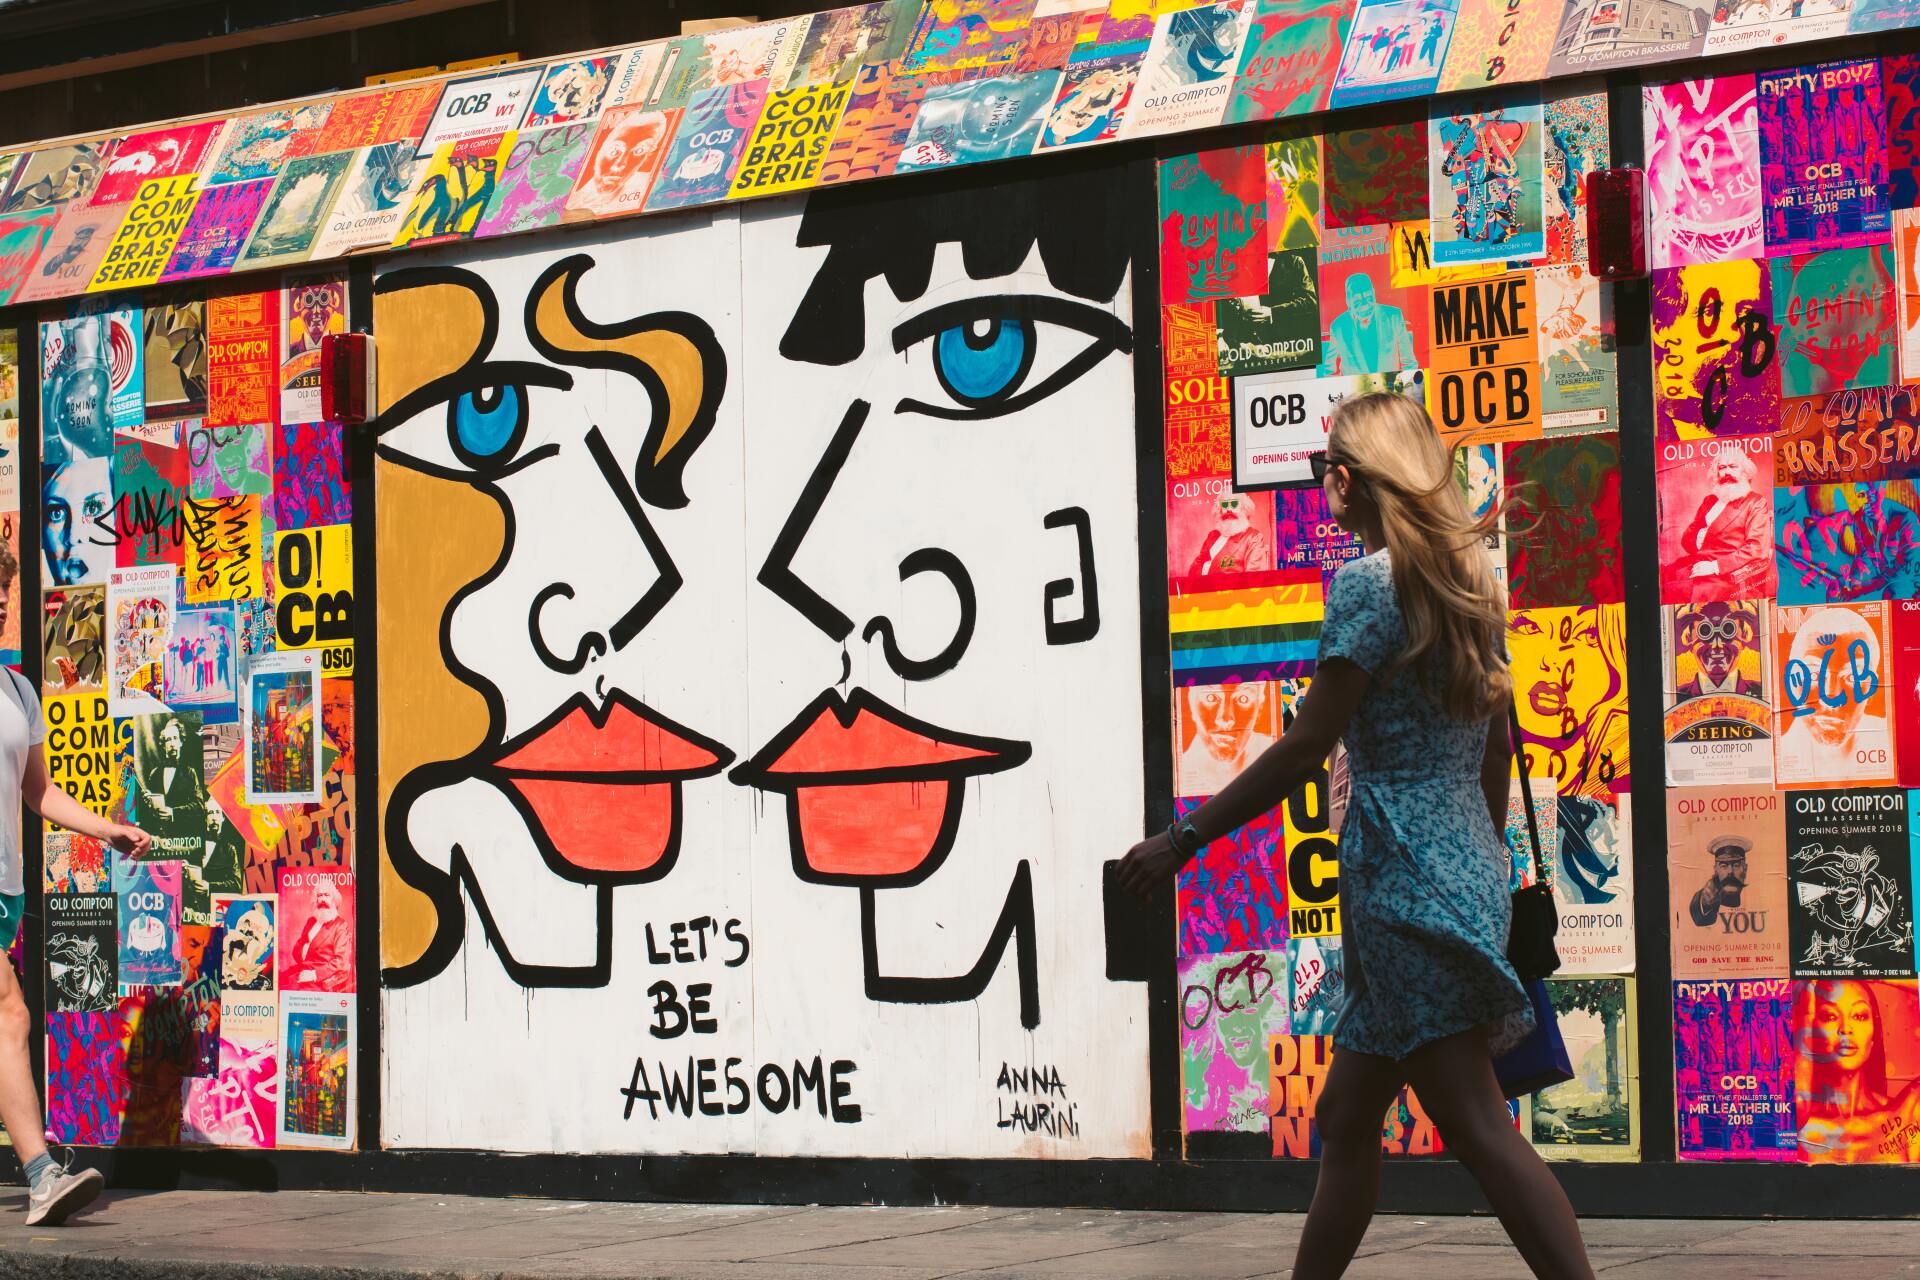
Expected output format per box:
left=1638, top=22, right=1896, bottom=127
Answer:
left=1317, top=550, right=1533, bottom=1060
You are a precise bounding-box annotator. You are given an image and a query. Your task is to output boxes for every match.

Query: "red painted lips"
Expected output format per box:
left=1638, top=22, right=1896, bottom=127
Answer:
left=491, top=690, right=732, bottom=883
left=730, top=688, right=1030, bottom=886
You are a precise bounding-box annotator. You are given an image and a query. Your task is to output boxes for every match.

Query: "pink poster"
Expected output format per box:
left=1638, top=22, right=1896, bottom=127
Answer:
left=1656, top=436, right=1778, bottom=604
left=276, top=868, right=354, bottom=993
left=1644, top=76, right=1764, bottom=269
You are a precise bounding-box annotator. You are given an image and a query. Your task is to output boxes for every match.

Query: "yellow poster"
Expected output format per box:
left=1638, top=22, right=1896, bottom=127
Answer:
left=43, top=692, right=126, bottom=816
left=274, top=524, right=355, bottom=678
left=1280, top=686, right=1342, bottom=938
left=184, top=495, right=266, bottom=604
left=1429, top=268, right=1542, bottom=443
left=729, top=83, right=852, bottom=199
left=89, top=175, right=201, bottom=291
left=392, top=132, right=517, bottom=248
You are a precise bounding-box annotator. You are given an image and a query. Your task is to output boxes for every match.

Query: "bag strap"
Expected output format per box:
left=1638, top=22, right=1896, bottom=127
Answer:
left=0, top=668, right=27, bottom=719
left=1507, top=695, right=1544, bottom=874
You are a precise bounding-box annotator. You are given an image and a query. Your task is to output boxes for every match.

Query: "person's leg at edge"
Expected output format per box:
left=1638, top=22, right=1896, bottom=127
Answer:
left=0, top=903, right=103, bottom=1225
left=1402, top=1028, right=1595, bottom=1280
left=0, top=946, right=50, bottom=1174
left=1288, top=1046, right=1406, bottom=1280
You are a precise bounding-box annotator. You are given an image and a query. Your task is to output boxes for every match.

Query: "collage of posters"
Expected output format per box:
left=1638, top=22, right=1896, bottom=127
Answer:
left=33, top=275, right=356, bottom=1151
left=0, top=0, right=1905, bottom=312
left=1163, top=77, right=1637, bottom=1163
left=1651, top=54, right=1920, bottom=1166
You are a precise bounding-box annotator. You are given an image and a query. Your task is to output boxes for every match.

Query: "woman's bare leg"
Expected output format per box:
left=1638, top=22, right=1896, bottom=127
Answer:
left=1288, top=1046, right=1406, bottom=1280
left=1402, top=1029, right=1595, bottom=1280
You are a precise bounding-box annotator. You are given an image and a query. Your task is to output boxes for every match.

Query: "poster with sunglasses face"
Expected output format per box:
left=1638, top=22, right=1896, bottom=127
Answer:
left=1165, top=476, right=1276, bottom=586
left=1663, top=599, right=1774, bottom=788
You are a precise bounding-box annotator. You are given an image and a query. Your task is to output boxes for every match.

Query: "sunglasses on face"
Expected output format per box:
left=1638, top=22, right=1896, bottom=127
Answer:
left=1309, top=452, right=1347, bottom=483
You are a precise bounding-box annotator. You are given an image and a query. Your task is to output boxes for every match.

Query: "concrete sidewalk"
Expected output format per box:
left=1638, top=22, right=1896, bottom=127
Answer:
left=0, top=1188, right=1910, bottom=1279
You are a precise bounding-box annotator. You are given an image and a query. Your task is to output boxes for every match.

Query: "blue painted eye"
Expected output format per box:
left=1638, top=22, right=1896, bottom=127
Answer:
left=449, top=383, right=525, bottom=467
left=933, top=317, right=1035, bottom=407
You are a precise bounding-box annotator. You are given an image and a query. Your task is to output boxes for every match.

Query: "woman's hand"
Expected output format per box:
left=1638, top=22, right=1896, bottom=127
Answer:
left=105, top=824, right=153, bottom=858
left=1116, top=829, right=1185, bottom=899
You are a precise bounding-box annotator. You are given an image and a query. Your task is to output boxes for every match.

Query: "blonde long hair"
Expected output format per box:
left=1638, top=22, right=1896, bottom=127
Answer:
left=1326, top=393, right=1511, bottom=721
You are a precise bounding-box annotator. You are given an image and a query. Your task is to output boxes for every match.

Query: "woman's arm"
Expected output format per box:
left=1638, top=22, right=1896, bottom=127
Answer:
left=1482, top=689, right=1514, bottom=834
left=1116, top=659, right=1371, bottom=897
left=22, top=743, right=152, bottom=856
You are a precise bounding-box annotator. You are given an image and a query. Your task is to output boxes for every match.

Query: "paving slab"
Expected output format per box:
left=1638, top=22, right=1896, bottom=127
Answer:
left=0, top=1189, right=1911, bottom=1278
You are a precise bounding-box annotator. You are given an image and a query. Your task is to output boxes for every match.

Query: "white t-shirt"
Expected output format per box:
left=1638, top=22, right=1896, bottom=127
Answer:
left=0, top=669, right=46, bottom=896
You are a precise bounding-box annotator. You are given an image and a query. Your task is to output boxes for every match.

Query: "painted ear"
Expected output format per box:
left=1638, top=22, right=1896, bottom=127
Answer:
left=526, top=254, right=728, bottom=510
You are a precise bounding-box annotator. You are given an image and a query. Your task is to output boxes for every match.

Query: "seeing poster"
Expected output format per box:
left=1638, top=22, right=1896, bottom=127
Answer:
left=1662, top=600, right=1775, bottom=788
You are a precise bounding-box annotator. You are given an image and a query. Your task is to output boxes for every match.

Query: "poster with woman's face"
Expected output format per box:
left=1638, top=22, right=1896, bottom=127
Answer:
left=1507, top=603, right=1631, bottom=802
left=1794, top=977, right=1920, bottom=1163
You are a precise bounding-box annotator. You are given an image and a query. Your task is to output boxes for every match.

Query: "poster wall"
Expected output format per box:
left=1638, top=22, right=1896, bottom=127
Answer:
left=37, top=273, right=359, bottom=1151
left=1649, top=54, right=1920, bottom=1168
left=1159, top=76, right=1633, bottom=1163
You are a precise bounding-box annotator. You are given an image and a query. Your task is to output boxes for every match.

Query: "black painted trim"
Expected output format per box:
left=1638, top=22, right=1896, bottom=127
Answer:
left=70, top=1146, right=1920, bottom=1219
left=1603, top=68, right=1677, bottom=1167
left=17, top=311, right=44, bottom=1173
left=1127, top=150, right=1182, bottom=1163
left=346, top=258, right=381, bottom=1156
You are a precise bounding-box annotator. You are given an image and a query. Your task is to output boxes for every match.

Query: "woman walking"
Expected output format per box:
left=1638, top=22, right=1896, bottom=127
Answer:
left=1119, top=394, right=1595, bottom=1279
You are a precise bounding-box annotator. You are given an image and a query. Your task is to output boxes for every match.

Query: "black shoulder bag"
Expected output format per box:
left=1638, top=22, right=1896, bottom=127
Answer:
left=1506, top=698, right=1561, bottom=983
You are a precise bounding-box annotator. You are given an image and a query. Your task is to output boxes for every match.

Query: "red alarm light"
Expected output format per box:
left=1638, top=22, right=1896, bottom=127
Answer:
left=1586, top=167, right=1647, bottom=282
left=320, top=332, right=375, bottom=425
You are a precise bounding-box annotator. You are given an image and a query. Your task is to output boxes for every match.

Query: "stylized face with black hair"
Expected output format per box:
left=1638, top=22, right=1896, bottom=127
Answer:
left=731, top=164, right=1140, bottom=1029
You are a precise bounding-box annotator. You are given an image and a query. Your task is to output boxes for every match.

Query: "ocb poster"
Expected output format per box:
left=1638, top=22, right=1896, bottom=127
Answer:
left=1428, top=269, right=1539, bottom=441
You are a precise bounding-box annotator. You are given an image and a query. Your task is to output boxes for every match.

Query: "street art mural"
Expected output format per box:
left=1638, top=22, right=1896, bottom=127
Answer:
left=375, top=167, right=1151, bottom=1155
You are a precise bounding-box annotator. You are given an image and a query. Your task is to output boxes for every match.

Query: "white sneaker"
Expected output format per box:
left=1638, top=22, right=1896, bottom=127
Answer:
left=25, top=1164, right=103, bottom=1227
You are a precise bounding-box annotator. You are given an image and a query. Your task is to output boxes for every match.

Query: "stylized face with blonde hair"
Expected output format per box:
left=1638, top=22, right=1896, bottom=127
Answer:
left=373, top=240, right=729, bottom=986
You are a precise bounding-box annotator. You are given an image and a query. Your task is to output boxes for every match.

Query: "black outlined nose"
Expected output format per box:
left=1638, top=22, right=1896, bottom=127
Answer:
left=757, top=400, right=974, bottom=682
left=862, top=548, right=976, bottom=681
left=529, top=584, right=609, bottom=674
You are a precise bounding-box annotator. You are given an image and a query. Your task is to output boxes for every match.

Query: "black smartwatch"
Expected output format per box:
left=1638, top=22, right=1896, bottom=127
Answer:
left=1167, top=819, right=1203, bottom=860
